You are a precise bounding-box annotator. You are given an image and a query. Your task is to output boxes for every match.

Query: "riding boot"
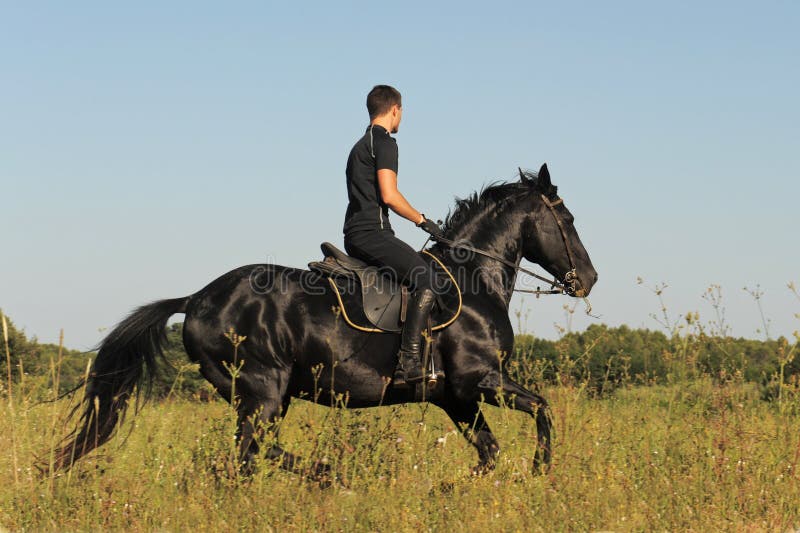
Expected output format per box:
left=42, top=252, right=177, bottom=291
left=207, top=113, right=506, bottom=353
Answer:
left=393, top=287, right=436, bottom=387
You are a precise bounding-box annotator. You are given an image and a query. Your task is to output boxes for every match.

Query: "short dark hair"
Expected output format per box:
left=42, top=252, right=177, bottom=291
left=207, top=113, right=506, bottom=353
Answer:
left=366, top=85, right=402, bottom=119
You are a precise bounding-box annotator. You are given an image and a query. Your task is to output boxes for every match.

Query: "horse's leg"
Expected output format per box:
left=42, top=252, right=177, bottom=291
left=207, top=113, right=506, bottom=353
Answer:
left=236, top=388, right=332, bottom=482
left=235, top=394, right=294, bottom=475
left=476, top=373, right=552, bottom=472
left=440, top=400, right=500, bottom=474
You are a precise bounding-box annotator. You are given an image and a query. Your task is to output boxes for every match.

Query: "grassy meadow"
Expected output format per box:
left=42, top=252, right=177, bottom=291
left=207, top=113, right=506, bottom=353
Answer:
left=2, top=376, right=800, bottom=531
left=1, top=288, right=800, bottom=531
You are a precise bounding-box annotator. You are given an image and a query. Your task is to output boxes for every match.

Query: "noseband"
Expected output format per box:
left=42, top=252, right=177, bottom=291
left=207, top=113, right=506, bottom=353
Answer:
left=430, top=194, right=582, bottom=297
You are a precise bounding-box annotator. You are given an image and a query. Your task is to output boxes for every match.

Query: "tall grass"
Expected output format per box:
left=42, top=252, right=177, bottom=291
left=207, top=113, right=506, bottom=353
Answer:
left=1, top=291, right=799, bottom=531
left=3, top=380, right=799, bottom=530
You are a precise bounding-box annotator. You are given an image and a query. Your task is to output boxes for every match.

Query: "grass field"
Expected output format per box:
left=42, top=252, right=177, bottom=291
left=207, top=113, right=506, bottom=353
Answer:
left=2, top=373, right=799, bottom=531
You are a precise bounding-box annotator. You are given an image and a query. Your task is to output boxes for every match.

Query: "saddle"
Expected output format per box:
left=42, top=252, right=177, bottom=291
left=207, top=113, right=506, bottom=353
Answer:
left=308, top=242, right=461, bottom=333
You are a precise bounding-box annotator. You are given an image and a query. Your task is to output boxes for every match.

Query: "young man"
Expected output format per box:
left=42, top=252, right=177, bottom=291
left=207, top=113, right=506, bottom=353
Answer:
left=343, top=85, right=444, bottom=386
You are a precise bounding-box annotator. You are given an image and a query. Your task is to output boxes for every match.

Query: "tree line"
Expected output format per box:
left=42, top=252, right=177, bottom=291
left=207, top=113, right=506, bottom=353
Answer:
left=2, top=311, right=797, bottom=402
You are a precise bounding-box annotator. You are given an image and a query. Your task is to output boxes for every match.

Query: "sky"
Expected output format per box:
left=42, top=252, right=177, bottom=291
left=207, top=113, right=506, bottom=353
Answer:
left=1, top=1, right=798, bottom=350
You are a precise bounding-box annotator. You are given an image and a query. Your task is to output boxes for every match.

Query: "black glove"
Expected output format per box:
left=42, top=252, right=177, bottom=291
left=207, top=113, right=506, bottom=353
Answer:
left=417, top=215, right=444, bottom=239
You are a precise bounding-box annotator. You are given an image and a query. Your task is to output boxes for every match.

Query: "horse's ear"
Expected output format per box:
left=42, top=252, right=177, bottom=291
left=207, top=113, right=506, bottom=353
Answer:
left=519, top=167, right=532, bottom=183
left=538, top=163, right=551, bottom=187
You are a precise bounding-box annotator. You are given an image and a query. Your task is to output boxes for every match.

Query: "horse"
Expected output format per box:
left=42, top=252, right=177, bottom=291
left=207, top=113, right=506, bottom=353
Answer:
left=49, top=164, right=597, bottom=479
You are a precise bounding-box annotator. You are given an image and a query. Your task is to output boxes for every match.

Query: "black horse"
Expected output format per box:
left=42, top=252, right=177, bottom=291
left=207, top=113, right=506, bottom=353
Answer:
left=51, top=164, right=597, bottom=477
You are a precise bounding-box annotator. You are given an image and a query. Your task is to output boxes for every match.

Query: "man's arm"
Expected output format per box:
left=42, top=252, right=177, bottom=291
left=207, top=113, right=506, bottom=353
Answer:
left=377, top=169, right=424, bottom=225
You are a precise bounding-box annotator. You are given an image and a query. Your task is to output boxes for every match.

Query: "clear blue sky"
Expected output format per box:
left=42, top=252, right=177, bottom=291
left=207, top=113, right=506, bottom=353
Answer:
left=1, top=2, right=798, bottom=350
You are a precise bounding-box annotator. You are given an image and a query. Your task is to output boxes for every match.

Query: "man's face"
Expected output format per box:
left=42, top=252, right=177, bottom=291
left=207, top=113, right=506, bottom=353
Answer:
left=390, top=104, right=402, bottom=133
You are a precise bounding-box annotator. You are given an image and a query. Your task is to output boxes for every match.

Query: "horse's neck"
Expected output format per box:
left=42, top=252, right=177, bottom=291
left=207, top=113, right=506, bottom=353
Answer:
left=447, top=204, right=527, bottom=308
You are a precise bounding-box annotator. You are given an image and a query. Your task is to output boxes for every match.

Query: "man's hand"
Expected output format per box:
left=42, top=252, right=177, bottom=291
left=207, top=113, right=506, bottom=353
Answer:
left=417, top=216, right=444, bottom=239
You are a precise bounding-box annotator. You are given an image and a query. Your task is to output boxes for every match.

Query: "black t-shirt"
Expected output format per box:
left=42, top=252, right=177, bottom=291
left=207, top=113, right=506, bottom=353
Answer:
left=343, top=124, right=398, bottom=234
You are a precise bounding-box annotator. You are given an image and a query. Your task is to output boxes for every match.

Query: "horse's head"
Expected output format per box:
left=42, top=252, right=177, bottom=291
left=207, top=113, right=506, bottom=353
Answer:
left=519, top=164, right=597, bottom=297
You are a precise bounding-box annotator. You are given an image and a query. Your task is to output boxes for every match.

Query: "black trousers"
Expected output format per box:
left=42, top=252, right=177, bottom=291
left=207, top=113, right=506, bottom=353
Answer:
left=344, top=229, right=433, bottom=291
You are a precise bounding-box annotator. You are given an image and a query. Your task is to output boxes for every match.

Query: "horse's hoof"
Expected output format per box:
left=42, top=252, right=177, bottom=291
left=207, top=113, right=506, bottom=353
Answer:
left=470, top=463, right=494, bottom=477
left=436, top=481, right=455, bottom=494
left=317, top=475, right=333, bottom=490
left=307, top=461, right=337, bottom=489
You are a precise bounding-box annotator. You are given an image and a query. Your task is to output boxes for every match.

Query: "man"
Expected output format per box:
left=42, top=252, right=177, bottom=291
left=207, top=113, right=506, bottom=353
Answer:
left=343, top=85, right=444, bottom=386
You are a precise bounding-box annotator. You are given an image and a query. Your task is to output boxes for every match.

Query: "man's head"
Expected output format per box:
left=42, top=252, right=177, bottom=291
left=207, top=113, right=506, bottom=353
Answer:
left=367, top=85, right=402, bottom=133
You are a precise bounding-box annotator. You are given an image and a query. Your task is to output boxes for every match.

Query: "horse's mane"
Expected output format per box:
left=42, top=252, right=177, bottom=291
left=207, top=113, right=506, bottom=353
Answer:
left=441, top=168, right=557, bottom=235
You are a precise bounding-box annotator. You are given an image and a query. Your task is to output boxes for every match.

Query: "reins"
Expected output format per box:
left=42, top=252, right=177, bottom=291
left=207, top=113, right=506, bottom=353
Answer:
left=429, top=233, right=567, bottom=296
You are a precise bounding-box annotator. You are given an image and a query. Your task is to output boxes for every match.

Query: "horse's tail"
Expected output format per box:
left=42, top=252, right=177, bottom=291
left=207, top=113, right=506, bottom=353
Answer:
left=47, top=296, right=189, bottom=472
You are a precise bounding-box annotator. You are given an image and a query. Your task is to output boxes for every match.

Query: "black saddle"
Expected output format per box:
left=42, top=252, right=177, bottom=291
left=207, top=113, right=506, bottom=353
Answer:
left=316, top=242, right=372, bottom=274
left=308, top=242, right=459, bottom=333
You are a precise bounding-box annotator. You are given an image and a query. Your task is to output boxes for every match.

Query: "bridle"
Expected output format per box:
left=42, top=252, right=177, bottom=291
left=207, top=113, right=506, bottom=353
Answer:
left=536, top=194, right=583, bottom=297
left=429, top=193, right=584, bottom=298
